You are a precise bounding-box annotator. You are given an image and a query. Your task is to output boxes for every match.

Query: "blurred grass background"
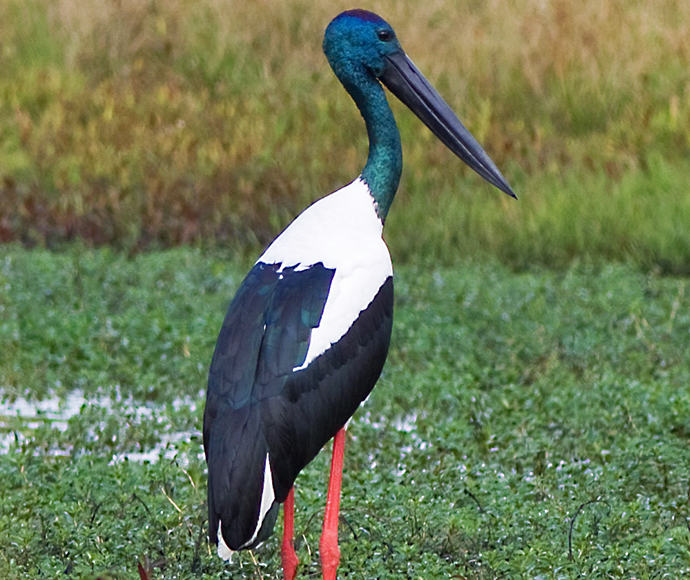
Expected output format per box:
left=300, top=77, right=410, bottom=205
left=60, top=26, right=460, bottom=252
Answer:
left=0, top=0, right=689, bottom=270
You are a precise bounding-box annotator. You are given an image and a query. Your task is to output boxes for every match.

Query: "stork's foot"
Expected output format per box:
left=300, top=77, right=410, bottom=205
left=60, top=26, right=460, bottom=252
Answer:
left=281, top=540, right=298, bottom=580
left=320, top=428, right=346, bottom=580
left=282, top=488, right=299, bottom=580
left=319, top=526, right=340, bottom=580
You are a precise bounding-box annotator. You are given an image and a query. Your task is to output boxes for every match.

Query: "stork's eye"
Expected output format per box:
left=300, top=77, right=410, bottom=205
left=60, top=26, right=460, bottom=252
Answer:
left=377, top=29, right=394, bottom=42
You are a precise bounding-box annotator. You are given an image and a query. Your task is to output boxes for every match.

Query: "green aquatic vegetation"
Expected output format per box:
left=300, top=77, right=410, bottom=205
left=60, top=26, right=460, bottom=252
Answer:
left=1, top=247, right=689, bottom=578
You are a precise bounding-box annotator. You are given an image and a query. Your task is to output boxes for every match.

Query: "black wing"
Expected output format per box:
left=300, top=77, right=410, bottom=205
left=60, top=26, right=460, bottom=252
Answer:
left=204, top=260, right=393, bottom=550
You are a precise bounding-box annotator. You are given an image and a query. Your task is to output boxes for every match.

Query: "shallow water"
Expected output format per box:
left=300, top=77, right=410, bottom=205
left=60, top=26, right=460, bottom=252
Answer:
left=0, top=389, right=202, bottom=462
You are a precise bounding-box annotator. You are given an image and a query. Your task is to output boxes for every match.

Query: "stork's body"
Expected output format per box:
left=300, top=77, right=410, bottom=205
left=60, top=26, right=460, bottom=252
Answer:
left=204, top=177, right=394, bottom=556
left=203, top=9, right=515, bottom=579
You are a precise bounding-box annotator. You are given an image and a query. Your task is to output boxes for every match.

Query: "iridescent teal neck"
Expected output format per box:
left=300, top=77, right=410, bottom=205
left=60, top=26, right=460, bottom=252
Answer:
left=356, top=82, right=402, bottom=222
left=336, top=74, right=402, bottom=223
left=345, top=77, right=402, bottom=222
left=323, top=11, right=403, bottom=223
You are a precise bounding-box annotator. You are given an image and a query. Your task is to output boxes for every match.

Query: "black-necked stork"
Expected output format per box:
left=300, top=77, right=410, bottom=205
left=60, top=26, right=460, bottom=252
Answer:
left=203, top=9, right=515, bottom=580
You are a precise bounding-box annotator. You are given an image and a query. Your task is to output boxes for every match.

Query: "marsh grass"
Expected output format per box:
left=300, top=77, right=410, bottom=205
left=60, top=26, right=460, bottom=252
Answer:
left=0, top=0, right=689, bottom=269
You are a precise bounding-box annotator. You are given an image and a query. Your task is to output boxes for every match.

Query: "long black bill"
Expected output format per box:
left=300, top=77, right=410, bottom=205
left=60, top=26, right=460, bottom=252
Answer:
left=380, top=50, right=516, bottom=199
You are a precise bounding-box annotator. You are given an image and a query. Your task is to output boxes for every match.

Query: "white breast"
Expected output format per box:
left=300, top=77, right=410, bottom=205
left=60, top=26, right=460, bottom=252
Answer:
left=259, top=177, right=392, bottom=368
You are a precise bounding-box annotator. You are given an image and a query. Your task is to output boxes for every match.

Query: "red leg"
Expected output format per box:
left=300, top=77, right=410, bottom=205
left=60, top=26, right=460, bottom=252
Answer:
left=281, top=488, right=299, bottom=580
left=320, top=428, right=346, bottom=580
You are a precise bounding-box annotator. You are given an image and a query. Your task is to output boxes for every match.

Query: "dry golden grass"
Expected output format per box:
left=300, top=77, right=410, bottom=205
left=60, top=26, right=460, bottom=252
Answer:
left=0, top=0, right=689, bottom=267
